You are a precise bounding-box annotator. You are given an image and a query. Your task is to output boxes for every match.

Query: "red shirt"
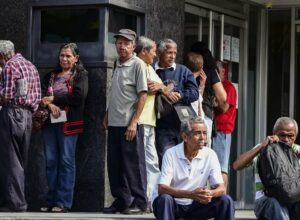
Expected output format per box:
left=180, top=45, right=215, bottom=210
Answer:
left=215, top=80, right=237, bottom=133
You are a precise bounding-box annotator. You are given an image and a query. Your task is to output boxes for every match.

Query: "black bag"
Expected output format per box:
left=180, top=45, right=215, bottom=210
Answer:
left=257, top=141, right=300, bottom=205
left=155, top=94, right=173, bottom=119
left=32, top=105, right=50, bottom=132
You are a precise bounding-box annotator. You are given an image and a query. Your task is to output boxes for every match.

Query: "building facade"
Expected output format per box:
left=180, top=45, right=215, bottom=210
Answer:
left=0, top=0, right=299, bottom=210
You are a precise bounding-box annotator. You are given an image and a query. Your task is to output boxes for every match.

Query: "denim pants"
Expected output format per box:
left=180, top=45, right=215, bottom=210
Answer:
left=155, top=128, right=182, bottom=167
left=153, top=194, right=235, bottom=220
left=254, top=196, right=289, bottom=220
left=42, top=123, right=78, bottom=209
left=212, top=132, right=232, bottom=173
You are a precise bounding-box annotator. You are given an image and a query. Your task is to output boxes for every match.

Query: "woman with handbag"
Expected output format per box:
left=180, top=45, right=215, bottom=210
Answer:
left=40, top=43, right=88, bottom=212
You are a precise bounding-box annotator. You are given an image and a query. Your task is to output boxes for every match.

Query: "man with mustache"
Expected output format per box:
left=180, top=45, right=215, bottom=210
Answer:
left=152, top=117, right=234, bottom=220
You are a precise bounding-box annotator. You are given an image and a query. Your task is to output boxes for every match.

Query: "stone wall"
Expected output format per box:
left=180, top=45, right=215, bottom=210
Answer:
left=0, top=0, right=29, bottom=55
left=145, top=0, right=185, bottom=62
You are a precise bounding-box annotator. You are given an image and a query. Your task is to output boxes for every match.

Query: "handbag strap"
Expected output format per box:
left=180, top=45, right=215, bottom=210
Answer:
left=49, top=72, right=55, bottom=86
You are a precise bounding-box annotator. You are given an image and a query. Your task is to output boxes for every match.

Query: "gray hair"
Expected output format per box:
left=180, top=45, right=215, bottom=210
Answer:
left=157, top=38, right=177, bottom=54
left=0, top=40, right=15, bottom=57
left=273, top=117, right=298, bottom=134
left=135, top=36, right=154, bottom=54
left=181, top=117, right=207, bottom=135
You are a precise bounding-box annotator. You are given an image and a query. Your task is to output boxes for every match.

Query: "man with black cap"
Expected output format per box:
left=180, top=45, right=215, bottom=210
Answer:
left=102, top=29, right=148, bottom=214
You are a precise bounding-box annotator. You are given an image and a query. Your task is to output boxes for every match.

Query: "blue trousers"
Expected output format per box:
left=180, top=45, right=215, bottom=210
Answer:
left=254, top=196, right=290, bottom=220
left=155, top=128, right=182, bottom=167
left=42, top=123, right=78, bottom=209
left=153, top=194, right=235, bottom=220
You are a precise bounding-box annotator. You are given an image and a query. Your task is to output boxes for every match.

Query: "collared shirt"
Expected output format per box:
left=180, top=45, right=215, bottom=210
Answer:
left=108, top=54, right=148, bottom=126
left=154, top=142, right=223, bottom=205
left=0, top=53, right=41, bottom=111
left=139, top=63, right=162, bottom=126
left=154, top=62, right=176, bottom=71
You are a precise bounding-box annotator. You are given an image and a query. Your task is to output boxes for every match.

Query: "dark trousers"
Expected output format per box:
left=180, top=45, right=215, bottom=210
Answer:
left=155, top=128, right=182, bottom=167
left=153, top=194, right=235, bottom=220
left=107, top=126, right=147, bottom=210
left=0, top=106, right=32, bottom=211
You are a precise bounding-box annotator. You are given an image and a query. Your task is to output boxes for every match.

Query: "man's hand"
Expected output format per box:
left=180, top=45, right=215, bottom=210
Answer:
left=167, top=91, right=181, bottom=104
left=191, top=187, right=213, bottom=204
left=125, top=121, right=137, bottom=141
left=147, top=80, right=163, bottom=93
left=48, top=103, right=61, bottom=118
left=261, top=135, right=279, bottom=149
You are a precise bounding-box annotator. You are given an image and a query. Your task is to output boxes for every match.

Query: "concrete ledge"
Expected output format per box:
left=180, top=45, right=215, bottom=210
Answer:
left=0, top=210, right=256, bottom=220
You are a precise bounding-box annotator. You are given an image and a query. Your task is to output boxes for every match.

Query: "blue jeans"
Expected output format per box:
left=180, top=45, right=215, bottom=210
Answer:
left=212, top=132, right=231, bottom=173
left=155, top=128, right=182, bottom=167
left=42, top=123, right=78, bottom=209
left=254, top=196, right=289, bottom=220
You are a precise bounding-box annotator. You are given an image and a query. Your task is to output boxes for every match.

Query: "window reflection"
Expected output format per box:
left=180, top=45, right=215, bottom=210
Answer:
left=41, top=8, right=99, bottom=43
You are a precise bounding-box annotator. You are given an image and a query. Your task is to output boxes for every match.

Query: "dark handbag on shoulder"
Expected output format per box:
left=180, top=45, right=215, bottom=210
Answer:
left=155, top=94, right=174, bottom=119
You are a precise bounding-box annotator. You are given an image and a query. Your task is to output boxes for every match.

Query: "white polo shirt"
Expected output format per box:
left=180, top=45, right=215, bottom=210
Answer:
left=153, top=142, right=223, bottom=205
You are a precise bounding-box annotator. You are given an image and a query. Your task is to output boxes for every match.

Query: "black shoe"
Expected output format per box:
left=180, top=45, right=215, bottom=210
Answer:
left=0, top=206, right=26, bottom=212
left=102, top=205, right=120, bottom=214
left=122, top=207, right=144, bottom=215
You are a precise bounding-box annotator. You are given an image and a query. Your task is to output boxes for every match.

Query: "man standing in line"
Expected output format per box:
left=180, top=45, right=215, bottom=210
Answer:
left=135, top=36, right=163, bottom=207
left=148, top=38, right=199, bottom=165
left=102, top=29, right=148, bottom=214
left=213, top=60, right=237, bottom=189
left=152, top=117, right=235, bottom=220
left=0, top=40, right=41, bottom=212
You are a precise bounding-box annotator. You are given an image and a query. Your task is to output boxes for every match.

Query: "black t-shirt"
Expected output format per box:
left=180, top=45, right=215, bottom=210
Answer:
left=201, top=67, right=220, bottom=119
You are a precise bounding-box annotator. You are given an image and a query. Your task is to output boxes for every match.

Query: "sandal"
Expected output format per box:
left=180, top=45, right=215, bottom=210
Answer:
left=51, top=206, right=69, bottom=213
left=40, top=206, right=52, bottom=212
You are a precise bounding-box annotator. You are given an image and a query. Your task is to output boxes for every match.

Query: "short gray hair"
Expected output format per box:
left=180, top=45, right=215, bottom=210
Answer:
left=273, top=117, right=298, bottom=134
left=0, top=40, right=15, bottom=57
left=181, top=117, right=207, bottom=135
left=135, top=36, right=154, bottom=54
left=157, top=38, right=177, bottom=54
